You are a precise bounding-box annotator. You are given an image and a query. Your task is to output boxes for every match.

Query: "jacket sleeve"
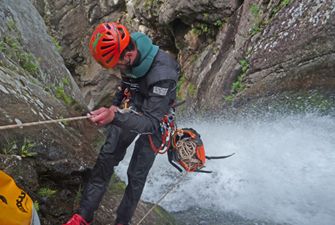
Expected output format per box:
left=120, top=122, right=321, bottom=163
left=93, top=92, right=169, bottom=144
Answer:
left=111, top=79, right=176, bottom=134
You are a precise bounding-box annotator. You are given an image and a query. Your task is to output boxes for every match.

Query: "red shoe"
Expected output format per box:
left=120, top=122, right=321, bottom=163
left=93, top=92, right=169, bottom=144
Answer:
left=63, top=214, right=91, bottom=225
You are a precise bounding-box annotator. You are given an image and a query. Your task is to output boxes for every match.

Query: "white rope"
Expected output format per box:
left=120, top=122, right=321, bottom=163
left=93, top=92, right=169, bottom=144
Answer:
left=136, top=172, right=187, bottom=225
left=0, top=115, right=91, bottom=130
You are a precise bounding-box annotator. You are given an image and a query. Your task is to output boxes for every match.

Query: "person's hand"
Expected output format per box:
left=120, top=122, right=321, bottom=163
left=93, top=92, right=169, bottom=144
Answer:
left=88, top=106, right=118, bottom=126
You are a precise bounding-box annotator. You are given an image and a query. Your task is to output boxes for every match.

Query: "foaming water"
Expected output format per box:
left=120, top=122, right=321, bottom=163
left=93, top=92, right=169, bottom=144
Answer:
left=115, top=114, right=335, bottom=225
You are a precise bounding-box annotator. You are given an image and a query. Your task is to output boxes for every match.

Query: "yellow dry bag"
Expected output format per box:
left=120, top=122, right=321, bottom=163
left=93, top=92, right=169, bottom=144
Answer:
left=0, top=170, right=33, bottom=225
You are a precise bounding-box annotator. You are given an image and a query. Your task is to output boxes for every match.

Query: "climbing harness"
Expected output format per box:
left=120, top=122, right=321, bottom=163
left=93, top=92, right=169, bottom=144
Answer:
left=148, top=110, right=176, bottom=154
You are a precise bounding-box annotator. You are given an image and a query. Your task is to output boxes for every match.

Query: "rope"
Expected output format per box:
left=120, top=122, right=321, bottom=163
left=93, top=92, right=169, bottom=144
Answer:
left=136, top=172, right=187, bottom=225
left=0, top=115, right=91, bottom=131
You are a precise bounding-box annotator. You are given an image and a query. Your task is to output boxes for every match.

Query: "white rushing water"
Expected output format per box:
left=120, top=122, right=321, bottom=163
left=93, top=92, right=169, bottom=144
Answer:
left=115, top=114, right=335, bottom=225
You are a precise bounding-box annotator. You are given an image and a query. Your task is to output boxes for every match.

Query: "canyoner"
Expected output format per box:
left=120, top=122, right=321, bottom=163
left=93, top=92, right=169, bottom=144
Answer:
left=117, top=79, right=235, bottom=173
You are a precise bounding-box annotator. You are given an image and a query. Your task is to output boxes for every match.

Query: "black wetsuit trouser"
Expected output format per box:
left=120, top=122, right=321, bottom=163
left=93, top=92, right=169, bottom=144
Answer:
left=79, top=124, right=159, bottom=224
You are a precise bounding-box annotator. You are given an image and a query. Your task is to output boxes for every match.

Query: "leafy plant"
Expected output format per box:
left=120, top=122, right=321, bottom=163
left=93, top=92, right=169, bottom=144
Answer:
left=38, top=187, right=57, bottom=198
left=214, top=19, right=224, bottom=28
left=1, top=141, right=17, bottom=155
left=19, top=138, right=37, bottom=158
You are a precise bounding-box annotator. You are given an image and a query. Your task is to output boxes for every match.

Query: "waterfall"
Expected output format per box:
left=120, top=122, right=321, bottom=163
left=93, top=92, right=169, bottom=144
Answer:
left=116, top=113, right=335, bottom=225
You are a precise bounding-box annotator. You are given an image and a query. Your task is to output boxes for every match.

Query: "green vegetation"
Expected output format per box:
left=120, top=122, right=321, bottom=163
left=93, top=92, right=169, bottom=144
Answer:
left=270, top=0, right=291, bottom=18
left=54, top=77, right=76, bottom=106
left=6, top=19, right=17, bottom=32
left=250, top=4, right=261, bottom=17
left=176, top=75, right=186, bottom=100
left=62, top=78, right=70, bottom=86
left=188, top=82, right=197, bottom=97
left=74, top=185, right=82, bottom=206
left=0, top=36, right=39, bottom=76
left=153, top=206, right=178, bottom=225
left=51, top=36, right=62, bottom=52
left=191, top=23, right=210, bottom=36
left=224, top=95, right=234, bottom=103
left=249, top=3, right=263, bottom=36
left=33, top=201, right=40, bottom=212
left=249, top=0, right=291, bottom=36
left=0, top=138, right=37, bottom=158
left=214, top=19, right=224, bottom=28
left=232, top=59, right=249, bottom=94
left=38, top=187, right=57, bottom=198
left=55, top=86, right=75, bottom=105
left=191, top=19, right=225, bottom=38
left=1, top=140, right=17, bottom=155
left=19, top=138, right=37, bottom=158
left=225, top=59, right=250, bottom=103
left=0, top=18, right=40, bottom=75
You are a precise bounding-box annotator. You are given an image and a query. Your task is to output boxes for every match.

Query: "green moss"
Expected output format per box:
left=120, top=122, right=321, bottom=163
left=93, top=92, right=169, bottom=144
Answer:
left=188, top=83, right=197, bottom=97
left=224, top=95, right=234, bottom=103
left=0, top=36, right=39, bottom=76
left=38, top=187, right=57, bottom=198
left=144, top=0, right=155, bottom=9
left=51, top=36, right=62, bottom=52
left=55, top=86, right=75, bottom=105
left=176, top=74, right=186, bottom=100
left=250, top=4, right=261, bottom=17
left=249, top=4, right=263, bottom=36
left=270, top=0, right=291, bottom=18
left=153, top=206, right=178, bottom=225
left=62, top=78, right=70, bottom=86
left=7, top=19, right=17, bottom=32
left=231, top=59, right=249, bottom=95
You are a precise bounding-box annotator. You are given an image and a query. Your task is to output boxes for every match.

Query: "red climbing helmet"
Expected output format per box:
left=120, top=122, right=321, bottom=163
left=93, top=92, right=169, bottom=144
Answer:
left=89, top=22, right=130, bottom=68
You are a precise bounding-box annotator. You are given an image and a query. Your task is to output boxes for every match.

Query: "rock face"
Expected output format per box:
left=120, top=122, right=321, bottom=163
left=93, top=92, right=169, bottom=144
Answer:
left=0, top=0, right=177, bottom=225
left=32, top=0, right=335, bottom=114
left=31, top=0, right=127, bottom=109
left=0, top=0, right=100, bottom=224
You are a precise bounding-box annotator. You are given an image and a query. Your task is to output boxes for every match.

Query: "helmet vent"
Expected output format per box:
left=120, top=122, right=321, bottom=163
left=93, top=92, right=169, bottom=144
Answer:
left=102, top=38, right=113, bottom=42
left=102, top=49, right=113, bottom=57
left=118, top=28, right=126, bottom=39
left=106, top=55, right=114, bottom=64
left=105, top=23, right=112, bottom=30
left=100, top=44, right=114, bottom=50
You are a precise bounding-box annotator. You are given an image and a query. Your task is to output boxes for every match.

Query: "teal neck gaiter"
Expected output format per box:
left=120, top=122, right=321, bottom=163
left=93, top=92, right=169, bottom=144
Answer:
left=124, top=32, right=159, bottom=79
